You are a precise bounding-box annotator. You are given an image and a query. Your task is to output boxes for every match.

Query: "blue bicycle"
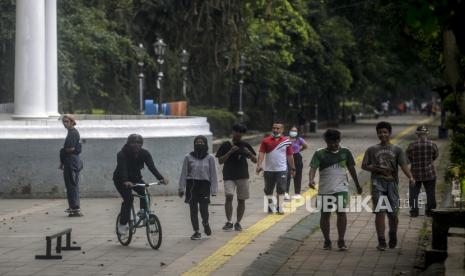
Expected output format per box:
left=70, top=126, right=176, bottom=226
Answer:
left=116, top=182, right=163, bottom=249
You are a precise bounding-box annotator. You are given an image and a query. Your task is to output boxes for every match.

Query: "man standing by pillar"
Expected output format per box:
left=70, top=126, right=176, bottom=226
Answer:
left=60, top=115, right=83, bottom=217
left=406, top=126, right=439, bottom=217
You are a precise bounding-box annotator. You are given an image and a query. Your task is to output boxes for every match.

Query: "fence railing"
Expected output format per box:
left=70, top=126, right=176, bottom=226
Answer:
left=0, top=103, right=13, bottom=113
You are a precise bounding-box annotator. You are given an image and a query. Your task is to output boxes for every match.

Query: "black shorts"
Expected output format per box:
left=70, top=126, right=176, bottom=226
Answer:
left=264, top=171, right=287, bottom=195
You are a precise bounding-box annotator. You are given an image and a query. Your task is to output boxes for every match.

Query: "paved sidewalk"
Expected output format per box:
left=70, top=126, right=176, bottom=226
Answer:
left=272, top=116, right=448, bottom=276
left=0, top=114, right=436, bottom=276
left=274, top=211, right=425, bottom=275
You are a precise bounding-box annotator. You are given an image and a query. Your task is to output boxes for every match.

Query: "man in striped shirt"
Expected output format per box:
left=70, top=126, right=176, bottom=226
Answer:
left=256, top=121, right=296, bottom=214
left=406, top=125, right=439, bottom=217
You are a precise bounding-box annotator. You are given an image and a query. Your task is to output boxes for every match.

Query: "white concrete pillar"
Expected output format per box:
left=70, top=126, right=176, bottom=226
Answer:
left=13, top=0, right=48, bottom=119
left=45, top=0, right=60, bottom=117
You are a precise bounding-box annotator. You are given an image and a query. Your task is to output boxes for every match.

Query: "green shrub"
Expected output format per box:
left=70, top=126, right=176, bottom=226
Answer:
left=189, top=107, right=238, bottom=137
left=442, top=93, right=458, bottom=112
left=340, top=101, right=375, bottom=114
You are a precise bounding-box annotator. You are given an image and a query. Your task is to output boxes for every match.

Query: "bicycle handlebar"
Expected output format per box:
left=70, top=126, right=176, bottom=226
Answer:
left=133, top=181, right=164, bottom=188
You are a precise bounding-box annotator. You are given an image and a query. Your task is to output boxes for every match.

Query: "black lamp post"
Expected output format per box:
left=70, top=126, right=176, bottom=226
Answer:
left=153, top=38, right=167, bottom=114
left=238, top=54, right=246, bottom=120
left=180, top=49, right=190, bottom=100
left=136, top=43, right=145, bottom=113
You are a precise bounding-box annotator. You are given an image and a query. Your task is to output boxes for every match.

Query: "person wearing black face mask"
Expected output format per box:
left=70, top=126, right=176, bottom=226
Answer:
left=178, top=135, right=218, bottom=240
left=113, top=134, right=168, bottom=237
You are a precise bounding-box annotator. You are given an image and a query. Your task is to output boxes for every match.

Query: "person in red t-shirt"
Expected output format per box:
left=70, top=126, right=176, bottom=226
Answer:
left=256, top=121, right=296, bottom=214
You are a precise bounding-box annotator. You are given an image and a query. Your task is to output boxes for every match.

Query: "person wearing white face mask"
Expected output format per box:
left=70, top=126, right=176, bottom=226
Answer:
left=285, top=126, right=308, bottom=200
left=256, top=121, right=296, bottom=214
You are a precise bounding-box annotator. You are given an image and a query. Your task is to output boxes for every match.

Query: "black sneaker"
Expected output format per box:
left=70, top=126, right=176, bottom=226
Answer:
left=234, top=222, right=242, bottom=231
left=323, top=240, right=332, bottom=250
left=203, top=223, right=212, bottom=236
left=388, top=231, right=397, bottom=249
left=410, top=209, right=419, bottom=217
left=223, top=222, right=234, bottom=231
left=337, top=240, right=347, bottom=251
left=267, top=206, right=274, bottom=214
left=377, top=237, right=387, bottom=251
left=191, top=232, right=201, bottom=240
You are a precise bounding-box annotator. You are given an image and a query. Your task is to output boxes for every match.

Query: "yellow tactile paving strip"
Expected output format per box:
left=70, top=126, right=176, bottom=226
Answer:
left=183, top=118, right=432, bottom=275
left=183, top=187, right=318, bottom=276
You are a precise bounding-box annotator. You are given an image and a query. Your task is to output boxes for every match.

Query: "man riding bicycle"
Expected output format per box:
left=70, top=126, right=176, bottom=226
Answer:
left=113, top=134, right=168, bottom=237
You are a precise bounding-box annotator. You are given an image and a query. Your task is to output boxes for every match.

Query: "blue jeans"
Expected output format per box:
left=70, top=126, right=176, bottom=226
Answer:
left=64, top=166, right=80, bottom=209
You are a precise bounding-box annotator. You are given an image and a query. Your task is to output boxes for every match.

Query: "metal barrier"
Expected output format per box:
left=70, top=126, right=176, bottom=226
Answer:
left=35, top=228, right=81, bottom=259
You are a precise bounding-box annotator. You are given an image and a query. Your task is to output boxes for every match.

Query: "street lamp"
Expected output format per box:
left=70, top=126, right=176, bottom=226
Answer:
left=180, top=49, right=190, bottom=99
left=153, top=38, right=167, bottom=114
left=136, top=43, right=145, bottom=113
left=238, top=54, right=246, bottom=120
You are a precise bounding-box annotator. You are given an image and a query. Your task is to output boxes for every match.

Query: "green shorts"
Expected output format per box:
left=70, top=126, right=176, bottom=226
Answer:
left=318, top=191, right=349, bottom=213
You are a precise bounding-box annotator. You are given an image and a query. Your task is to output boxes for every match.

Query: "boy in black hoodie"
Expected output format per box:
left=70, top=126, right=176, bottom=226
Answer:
left=113, top=134, right=167, bottom=236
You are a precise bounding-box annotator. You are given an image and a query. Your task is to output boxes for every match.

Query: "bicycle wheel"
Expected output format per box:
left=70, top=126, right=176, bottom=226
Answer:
left=116, top=213, right=133, bottom=246
left=146, top=214, right=162, bottom=249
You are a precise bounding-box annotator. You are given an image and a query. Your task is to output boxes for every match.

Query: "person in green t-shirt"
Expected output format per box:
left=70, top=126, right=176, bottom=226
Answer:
left=362, top=121, right=414, bottom=251
left=308, top=129, right=362, bottom=250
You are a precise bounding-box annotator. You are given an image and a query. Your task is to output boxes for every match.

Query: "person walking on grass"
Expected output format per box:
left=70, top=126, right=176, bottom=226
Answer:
left=179, top=135, right=218, bottom=240
left=362, top=121, right=415, bottom=251
left=216, top=124, right=257, bottom=231
left=308, top=129, right=362, bottom=250
left=256, top=121, right=296, bottom=214
left=285, top=125, right=308, bottom=200
left=60, top=114, right=83, bottom=217
left=406, top=125, right=438, bottom=217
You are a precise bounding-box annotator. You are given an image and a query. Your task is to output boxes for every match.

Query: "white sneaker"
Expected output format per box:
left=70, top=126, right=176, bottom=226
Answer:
left=284, top=193, right=291, bottom=201
left=292, top=194, right=303, bottom=200
left=117, top=223, right=129, bottom=236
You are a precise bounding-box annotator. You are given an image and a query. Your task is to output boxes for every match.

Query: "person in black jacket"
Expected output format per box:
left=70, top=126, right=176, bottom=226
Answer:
left=60, top=114, right=83, bottom=217
left=113, top=134, right=168, bottom=236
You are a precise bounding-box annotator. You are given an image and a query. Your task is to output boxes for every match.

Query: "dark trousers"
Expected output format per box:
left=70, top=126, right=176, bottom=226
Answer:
left=287, top=153, right=303, bottom=194
left=185, top=179, right=210, bottom=232
left=114, top=181, right=147, bottom=225
left=409, top=179, right=436, bottom=213
left=190, top=200, right=209, bottom=232
left=63, top=166, right=80, bottom=209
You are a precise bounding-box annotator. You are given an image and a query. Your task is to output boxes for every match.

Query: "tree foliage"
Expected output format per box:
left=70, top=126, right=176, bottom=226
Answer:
left=0, top=0, right=455, bottom=126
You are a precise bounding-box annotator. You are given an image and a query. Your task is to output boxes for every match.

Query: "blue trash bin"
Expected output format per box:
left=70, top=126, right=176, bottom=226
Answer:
left=144, top=100, right=155, bottom=115
left=161, top=103, right=170, bottom=115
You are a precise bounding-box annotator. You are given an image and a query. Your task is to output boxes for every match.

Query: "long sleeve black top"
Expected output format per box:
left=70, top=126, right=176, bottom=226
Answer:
left=113, top=146, right=163, bottom=183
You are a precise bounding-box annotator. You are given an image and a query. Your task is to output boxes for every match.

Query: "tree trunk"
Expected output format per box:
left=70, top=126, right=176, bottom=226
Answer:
left=443, top=30, right=465, bottom=115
